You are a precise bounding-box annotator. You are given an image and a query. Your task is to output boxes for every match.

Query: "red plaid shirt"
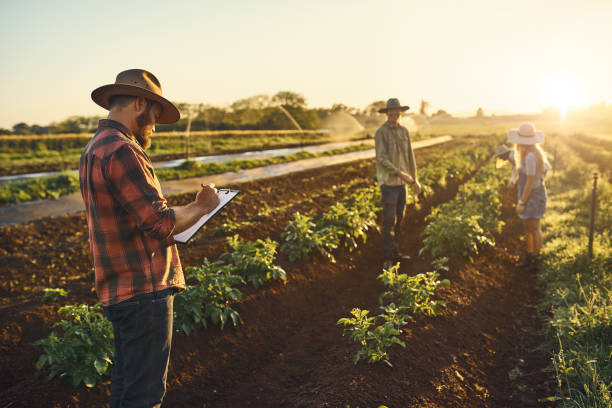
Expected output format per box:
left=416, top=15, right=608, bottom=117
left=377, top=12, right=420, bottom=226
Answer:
left=79, top=119, right=184, bottom=306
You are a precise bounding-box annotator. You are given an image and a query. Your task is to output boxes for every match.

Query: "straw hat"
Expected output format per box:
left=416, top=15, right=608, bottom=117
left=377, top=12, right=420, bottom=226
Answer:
left=508, top=123, right=544, bottom=145
left=378, top=98, right=410, bottom=113
left=91, top=69, right=180, bottom=124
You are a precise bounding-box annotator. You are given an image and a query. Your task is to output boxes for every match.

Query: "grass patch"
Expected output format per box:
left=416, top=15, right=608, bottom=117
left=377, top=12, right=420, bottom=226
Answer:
left=537, top=142, right=612, bottom=406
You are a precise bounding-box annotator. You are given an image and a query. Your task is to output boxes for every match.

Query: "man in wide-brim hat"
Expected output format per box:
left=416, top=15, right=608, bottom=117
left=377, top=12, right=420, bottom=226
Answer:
left=374, top=98, right=421, bottom=269
left=81, top=69, right=220, bottom=407
left=377, top=97, right=410, bottom=114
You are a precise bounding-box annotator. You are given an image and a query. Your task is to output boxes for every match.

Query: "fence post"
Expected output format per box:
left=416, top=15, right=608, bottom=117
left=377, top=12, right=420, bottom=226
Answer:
left=588, top=172, right=598, bottom=258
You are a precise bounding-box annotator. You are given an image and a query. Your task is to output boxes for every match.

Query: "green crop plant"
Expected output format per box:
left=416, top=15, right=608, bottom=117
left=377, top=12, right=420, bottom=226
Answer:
left=223, top=235, right=287, bottom=288
left=318, top=202, right=366, bottom=250
left=173, top=259, right=244, bottom=335
left=337, top=307, right=406, bottom=367
left=0, top=172, right=80, bottom=205
left=213, top=219, right=244, bottom=237
left=281, top=212, right=339, bottom=262
left=420, top=160, right=506, bottom=262
left=41, top=287, right=68, bottom=303
left=421, top=209, right=492, bottom=259
left=34, top=304, right=114, bottom=388
left=281, top=185, right=380, bottom=263
left=339, top=264, right=450, bottom=367
left=378, top=263, right=450, bottom=318
left=317, top=186, right=379, bottom=250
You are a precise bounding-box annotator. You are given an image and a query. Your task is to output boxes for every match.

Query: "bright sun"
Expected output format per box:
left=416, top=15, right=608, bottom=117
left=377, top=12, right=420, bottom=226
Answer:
left=539, top=71, right=586, bottom=120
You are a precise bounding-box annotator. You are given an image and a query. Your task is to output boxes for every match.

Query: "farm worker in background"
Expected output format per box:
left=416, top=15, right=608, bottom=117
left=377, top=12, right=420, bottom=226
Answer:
left=375, top=98, right=421, bottom=270
left=507, top=123, right=550, bottom=270
left=80, top=69, right=219, bottom=408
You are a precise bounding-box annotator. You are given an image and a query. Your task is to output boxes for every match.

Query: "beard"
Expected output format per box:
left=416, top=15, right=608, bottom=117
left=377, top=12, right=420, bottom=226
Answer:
left=134, top=108, right=153, bottom=150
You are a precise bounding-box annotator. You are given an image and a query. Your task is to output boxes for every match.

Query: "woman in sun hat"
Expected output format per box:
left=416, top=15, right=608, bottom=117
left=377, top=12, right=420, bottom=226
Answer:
left=507, top=123, right=550, bottom=269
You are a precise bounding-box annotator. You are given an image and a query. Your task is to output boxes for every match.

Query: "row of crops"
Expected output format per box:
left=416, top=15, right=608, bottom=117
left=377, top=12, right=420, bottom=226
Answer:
left=338, top=156, right=508, bottom=366
left=0, top=130, right=332, bottom=176
left=560, top=133, right=612, bottom=181
left=537, top=142, right=612, bottom=406
left=0, top=130, right=328, bottom=153
left=33, top=137, right=504, bottom=389
left=0, top=143, right=372, bottom=205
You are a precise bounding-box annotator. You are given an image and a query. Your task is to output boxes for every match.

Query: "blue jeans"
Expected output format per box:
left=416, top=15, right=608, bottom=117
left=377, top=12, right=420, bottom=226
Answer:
left=103, top=288, right=176, bottom=408
left=381, top=185, right=407, bottom=261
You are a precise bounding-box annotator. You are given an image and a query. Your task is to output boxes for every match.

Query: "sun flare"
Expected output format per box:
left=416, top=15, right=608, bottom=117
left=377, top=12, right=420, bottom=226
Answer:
left=539, top=71, right=586, bottom=120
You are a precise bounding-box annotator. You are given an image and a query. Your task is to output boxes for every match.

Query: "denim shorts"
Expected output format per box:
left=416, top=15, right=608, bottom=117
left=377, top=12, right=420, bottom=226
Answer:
left=518, top=184, right=547, bottom=219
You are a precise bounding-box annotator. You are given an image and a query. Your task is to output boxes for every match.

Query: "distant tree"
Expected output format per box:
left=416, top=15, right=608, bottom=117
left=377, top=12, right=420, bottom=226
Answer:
left=30, top=124, right=49, bottom=134
left=315, top=108, right=332, bottom=121
left=289, top=106, right=322, bottom=129
left=365, top=100, right=386, bottom=116
left=200, top=106, right=230, bottom=130
left=331, top=103, right=348, bottom=113
left=475, top=107, right=484, bottom=118
left=272, top=91, right=306, bottom=108
left=54, top=117, right=82, bottom=133
left=12, top=122, right=31, bottom=134
left=419, top=100, right=430, bottom=116
left=231, top=96, right=270, bottom=128
left=0, top=127, right=11, bottom=135
left=175, top=102, right=192, bottom=118
left=259, top=105, right=321, bottom=130
left=345, top=106, right=360, bottom=115
left=43, top=116, right=101, bottom=134
left=231, top=95, right=271, bottom=111
left=431, top=109, right=452, bottom=119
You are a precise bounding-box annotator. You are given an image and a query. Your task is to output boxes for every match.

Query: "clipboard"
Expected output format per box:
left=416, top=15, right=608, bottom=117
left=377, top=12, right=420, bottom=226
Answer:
left=173, top=189, right=240, bottom=244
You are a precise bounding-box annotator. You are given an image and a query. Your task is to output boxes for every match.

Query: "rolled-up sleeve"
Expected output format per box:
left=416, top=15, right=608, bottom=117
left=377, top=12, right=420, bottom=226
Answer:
left=105, top=145, right=176, bottom=240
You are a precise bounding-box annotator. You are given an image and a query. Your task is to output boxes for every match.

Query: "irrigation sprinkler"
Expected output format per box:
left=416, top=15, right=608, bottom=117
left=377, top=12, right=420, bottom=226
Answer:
left=276, top=104, right=305, bottom=150
left=588, top=172, right=598, bottom=258
left=185, top=111, right=193, bottom=161
left=182, top=104, right=200, bottom=161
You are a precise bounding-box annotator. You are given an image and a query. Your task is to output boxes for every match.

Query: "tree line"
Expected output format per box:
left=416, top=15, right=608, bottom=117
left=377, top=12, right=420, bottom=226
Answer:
left=1, top=93, right=463, bottom=136
left=6, top=92, right=609, bottom=137
left=1, top=91, right=323, bottom=135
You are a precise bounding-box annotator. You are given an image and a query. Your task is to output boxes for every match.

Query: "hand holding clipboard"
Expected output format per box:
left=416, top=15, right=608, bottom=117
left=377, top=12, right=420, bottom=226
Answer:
left=173, top=188, right=240, bottom=243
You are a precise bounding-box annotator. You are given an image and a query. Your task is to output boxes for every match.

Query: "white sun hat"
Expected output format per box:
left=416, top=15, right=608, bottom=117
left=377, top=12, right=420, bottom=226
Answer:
left=508, top=123, right=544, bottom=145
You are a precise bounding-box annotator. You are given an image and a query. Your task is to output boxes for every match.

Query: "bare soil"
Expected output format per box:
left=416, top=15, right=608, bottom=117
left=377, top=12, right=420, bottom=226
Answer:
left=0, top=141, right=554, bottom=407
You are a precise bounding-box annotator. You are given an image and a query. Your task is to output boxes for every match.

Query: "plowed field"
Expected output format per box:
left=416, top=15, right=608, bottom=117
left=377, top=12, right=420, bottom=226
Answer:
left=0, top=139, right=553, bottom=407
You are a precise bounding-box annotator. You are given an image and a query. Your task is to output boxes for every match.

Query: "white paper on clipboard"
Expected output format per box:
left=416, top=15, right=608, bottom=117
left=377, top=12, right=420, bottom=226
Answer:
left=173, top=189, right=240, bottom=243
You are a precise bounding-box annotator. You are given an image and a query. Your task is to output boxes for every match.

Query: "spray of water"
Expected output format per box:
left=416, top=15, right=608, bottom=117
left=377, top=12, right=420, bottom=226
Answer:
left=399, top=116, right=418, bottom=133
left=276, top=104, right=306, bottom=149
left=322, top=111, right=365, bottom=140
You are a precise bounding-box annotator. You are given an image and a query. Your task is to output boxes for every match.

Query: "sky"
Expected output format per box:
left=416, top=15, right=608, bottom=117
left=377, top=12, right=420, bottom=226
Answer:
left=1, top=0, right=611, bottom=128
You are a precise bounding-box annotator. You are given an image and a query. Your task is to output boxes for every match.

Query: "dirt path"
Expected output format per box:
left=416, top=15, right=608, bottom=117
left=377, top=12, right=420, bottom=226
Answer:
left=0, top=138, right=553, bottom=407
